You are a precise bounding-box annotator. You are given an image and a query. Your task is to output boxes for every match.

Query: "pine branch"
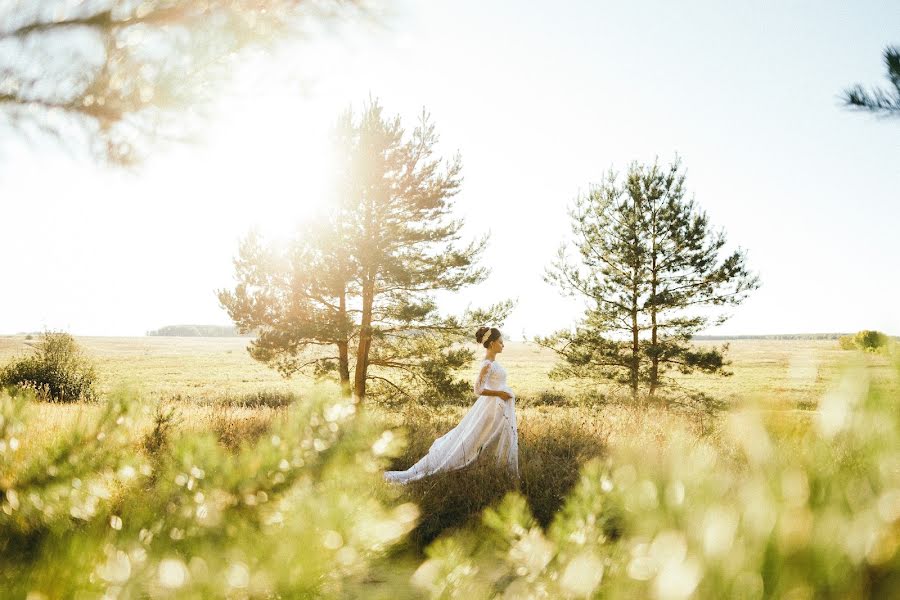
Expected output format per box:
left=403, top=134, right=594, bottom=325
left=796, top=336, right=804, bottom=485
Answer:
left=365, top=375, right=412, bottom=398
left=842, top=46, right=900, bottom=117
left=0, top=5, right=198, bottom=39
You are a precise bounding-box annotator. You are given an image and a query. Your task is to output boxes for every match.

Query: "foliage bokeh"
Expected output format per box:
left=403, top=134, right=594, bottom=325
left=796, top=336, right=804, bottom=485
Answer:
left=0, top=387, right=416, bottom=597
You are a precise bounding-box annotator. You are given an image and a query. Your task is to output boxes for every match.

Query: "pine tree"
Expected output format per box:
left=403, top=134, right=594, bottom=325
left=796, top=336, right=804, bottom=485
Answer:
left=341, top=102, right=511, bottom=401
left=218, top=221, right=357, bottom=396
left=634, top=159, right=759, bottom=397
left=539, top=159, right=759, bottom=402
left=539, top=169, right=650, bottom=400
left=220, top=100, right=512, bottom=403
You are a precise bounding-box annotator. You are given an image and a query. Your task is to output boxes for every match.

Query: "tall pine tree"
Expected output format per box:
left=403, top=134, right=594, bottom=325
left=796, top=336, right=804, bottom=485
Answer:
left=220, top=100, right=511, bottom=403
left=539, top=159, right=759, bottom=403
left=634, top=159, right=759, bottom=397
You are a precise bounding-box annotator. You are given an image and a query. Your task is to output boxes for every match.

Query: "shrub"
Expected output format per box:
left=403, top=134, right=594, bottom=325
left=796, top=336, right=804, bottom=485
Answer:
left=518, top=390, right=569, bottom=407
left=855, top=329, right=890, bottom=351
left=0, top=332, right=98, bottom=402
left=839, top=330, right=891, bottom=352
left=141, top=401, right=179, bottom=458
left=838, top=334, right=857, bottom=350
left=384, top=404, right=608, bottom=549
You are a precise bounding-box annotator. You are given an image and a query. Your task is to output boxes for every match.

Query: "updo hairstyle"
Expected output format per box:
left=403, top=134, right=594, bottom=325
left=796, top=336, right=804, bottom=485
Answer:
left=475, top=327, right=501, bottom=348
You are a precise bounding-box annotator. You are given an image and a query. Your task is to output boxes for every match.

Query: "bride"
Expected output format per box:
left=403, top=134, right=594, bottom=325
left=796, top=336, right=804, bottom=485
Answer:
left=384, top=327, right=519, bottom=484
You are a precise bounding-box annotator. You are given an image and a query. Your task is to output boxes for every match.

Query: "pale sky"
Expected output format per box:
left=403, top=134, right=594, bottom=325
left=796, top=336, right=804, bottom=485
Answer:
left=1, top=1, right=898, bottom=338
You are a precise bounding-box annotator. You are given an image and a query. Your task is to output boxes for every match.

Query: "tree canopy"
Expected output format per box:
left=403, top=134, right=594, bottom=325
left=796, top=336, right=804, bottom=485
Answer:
left=538, top=158, right=759, bottom=405
left=219, top=99, right=512, bottom=402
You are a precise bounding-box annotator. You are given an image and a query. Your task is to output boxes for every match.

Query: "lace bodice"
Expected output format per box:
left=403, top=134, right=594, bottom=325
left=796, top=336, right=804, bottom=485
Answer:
left=473, top=359, right=510, bottom=396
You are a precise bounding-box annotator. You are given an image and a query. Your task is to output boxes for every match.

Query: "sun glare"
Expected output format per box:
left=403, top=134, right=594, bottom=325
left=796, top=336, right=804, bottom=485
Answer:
left=205, top=72, right=339, bottom=242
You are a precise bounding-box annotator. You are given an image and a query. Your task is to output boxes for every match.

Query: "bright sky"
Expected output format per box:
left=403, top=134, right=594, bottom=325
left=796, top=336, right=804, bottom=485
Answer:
left=1, top=0, right=898, bottom=338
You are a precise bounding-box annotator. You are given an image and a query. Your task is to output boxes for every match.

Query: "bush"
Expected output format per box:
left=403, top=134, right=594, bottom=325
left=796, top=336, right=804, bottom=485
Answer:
left=141, top=401, right=179, bottom=458
left=0, top=332, right=98, bottom=402
left=855, top=329, right=890, bottom=351
left=518, top=390, right=569, bottom=407
left=838, top=334, right=857, bottom=350
left=839, top=329, right=891, bottom=353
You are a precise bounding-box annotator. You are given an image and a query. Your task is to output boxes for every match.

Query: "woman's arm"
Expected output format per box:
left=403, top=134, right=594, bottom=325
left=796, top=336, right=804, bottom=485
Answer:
left=474, top=363, right=512, bottom=399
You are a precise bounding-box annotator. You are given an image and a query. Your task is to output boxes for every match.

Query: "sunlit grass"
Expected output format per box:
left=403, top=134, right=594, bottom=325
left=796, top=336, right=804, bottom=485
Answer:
left=3, top=335, right=894, bottom=484
left=410, top=355, right=900, bottom=599
left=2, top=335, right=897, bottom=597
left=2, top=336, right=889, bottom=409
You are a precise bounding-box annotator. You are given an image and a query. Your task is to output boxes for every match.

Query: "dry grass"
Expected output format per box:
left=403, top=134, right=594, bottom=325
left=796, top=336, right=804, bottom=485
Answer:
left=5, top=336, right=892, bottom=409
left=375, top=399, right=726, bottom=551
left=4, top=334, right=896, bottom=553
left=207, top=405, right=282, bottom=452
left=14, top=395, right=285, bottom=459
left=0, top=335, right=320, bottom=402
left=6, top=334, right=892, bottom=471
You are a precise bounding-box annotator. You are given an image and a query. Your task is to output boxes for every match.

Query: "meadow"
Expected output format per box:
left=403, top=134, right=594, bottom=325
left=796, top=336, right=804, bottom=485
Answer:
left=1, top=335, right=887, bottom=407
left=1, top=335, right=897, bottom=598
left=0, top=335, right=880, bottom=463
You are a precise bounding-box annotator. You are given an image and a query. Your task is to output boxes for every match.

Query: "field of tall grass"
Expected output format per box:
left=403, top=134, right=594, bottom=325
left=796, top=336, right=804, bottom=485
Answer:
left=1, top=335, right=897, bottom=597
left=1, top=335, right=889, bottom=405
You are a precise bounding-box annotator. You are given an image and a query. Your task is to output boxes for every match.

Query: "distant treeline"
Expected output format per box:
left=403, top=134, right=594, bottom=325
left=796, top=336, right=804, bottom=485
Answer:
left=146, top=325, right=253, bottom=337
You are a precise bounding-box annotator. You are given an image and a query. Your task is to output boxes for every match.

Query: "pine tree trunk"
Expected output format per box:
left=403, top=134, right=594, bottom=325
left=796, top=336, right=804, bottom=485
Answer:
left=631, top=307, right=639, bottom=402
left=337, top=342, right=351, bottom=398
left=630, top=267, right=640, bottom=401
left=353, top=277, right=374, bottom=401
left=649, top=251, right=659, bottom=398
left=630, top=200, right=641, bottom=403
left=336, top=289, right=352, bottom=397
left=648, top=201, right=659, bottom=398
left=649, top=313, right=658, bottom=397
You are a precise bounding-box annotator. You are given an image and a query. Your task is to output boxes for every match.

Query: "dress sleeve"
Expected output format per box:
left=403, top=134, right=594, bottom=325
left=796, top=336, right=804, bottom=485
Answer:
left=474, top=361, right=493, bottom=396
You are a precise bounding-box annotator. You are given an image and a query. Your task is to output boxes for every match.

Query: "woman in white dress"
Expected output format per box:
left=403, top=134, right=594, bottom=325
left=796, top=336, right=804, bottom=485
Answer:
left=384, top=327, right=519, bottom=484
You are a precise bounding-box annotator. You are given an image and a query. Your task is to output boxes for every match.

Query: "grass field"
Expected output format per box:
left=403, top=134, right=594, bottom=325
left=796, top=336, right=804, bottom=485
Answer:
left=2, top=335, right=894, bottom=407
left=1, top=334, right=897, bottom=597
left=1, top=334, right=896, bottom=462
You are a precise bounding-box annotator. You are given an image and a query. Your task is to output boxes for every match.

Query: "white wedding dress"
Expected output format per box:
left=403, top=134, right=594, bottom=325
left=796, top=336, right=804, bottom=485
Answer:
left=384, top=359, right=519, bottom=484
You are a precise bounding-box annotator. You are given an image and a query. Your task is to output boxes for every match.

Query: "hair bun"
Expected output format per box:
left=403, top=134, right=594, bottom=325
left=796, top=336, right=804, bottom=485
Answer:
left=475, top=326, right=490, bottom=344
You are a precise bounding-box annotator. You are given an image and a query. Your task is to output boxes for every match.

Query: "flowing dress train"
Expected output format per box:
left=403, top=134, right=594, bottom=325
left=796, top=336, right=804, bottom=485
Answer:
left=384, top=359, right=519, bottom=484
